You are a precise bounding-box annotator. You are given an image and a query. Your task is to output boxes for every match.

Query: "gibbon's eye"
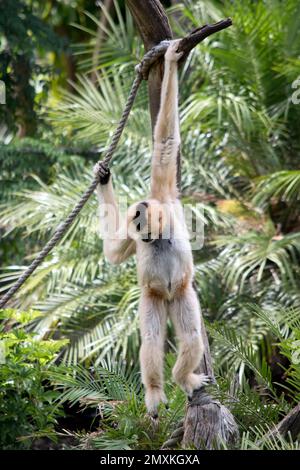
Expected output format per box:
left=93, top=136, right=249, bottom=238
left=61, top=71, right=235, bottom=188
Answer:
left=133, top=210, right=141, bottom=231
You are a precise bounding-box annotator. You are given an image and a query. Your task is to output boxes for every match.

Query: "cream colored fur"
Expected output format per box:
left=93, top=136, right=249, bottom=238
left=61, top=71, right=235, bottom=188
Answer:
left=94, top=40, right=207, bottom=417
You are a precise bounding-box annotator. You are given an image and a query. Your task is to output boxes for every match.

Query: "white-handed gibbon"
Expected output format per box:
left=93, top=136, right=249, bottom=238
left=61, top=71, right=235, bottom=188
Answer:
left=94, top=40, right=208, bottom=418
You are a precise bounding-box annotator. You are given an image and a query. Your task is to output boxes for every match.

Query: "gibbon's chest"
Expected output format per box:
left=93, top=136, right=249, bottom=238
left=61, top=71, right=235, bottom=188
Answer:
left=136, top=236, right=192, bottom=299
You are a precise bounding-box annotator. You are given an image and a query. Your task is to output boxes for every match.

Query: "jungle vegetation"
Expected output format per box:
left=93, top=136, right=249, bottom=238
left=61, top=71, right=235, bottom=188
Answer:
left=1, top=0, right=300, bottom=450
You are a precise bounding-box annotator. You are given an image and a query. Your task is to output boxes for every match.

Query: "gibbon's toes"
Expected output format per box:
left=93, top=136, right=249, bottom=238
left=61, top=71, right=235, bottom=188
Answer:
left=201, top=374, right=212, bottom=387
left=93, top=162, right=110, bottom=185
left=145, top=388, right=167, bottom=417
left=182, top=373, right=210, bottom=396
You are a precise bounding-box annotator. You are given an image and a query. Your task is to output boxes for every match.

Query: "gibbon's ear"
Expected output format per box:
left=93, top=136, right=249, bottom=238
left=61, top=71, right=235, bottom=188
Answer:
left=133, top=201, right=148, bottom=232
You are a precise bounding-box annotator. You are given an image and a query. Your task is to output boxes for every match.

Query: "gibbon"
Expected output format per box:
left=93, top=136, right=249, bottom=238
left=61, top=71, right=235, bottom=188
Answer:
left=94, top=40, right=208, bottom=417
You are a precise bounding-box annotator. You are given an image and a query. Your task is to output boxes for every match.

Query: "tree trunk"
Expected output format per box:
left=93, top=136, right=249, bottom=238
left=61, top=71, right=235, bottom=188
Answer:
left=126, top=0, right=238, bottom=449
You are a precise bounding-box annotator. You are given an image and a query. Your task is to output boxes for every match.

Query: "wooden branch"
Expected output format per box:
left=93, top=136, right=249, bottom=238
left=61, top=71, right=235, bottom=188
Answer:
left=138, top=19, right=232, bottom=80
left=126, top=0, right=172, bottom=51
left=258, top=403, right=300, bottom=444
left=126, top=0, right=172, bottom=129
left=178, top=18, right=232, bottom=60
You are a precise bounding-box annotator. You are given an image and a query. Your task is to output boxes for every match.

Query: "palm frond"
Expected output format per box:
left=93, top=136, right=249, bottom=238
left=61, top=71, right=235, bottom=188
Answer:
left=49, top=72, right=151, bottom=146
left=253, top=170, right=300, bottom=208
left=72, top=1, right=140, bottom=73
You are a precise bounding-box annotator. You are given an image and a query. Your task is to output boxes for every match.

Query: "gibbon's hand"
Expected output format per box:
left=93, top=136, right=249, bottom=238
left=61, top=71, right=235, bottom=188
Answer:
left=164, top=39, right=184, bottom=63
left=94, top=161, right=111, bottom=185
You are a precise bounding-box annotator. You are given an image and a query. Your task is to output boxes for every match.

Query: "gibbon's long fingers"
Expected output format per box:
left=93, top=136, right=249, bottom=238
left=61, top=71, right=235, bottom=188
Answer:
left=169, top=286, right=207, bottom=396
left=139, top=292, right=168, bottom=417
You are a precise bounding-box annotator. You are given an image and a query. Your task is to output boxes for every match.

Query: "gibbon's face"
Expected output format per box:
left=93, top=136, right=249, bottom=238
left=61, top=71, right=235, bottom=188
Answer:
left=128, top=199, right=169, bottom=243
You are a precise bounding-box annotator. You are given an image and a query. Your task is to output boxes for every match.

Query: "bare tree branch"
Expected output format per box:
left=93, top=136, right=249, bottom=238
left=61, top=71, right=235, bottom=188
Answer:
left=258, top=403, right=300, bottom=444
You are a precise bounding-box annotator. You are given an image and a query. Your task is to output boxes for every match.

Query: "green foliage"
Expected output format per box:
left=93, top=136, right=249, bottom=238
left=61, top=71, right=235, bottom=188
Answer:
left=50, top=355, right=186, bottom=450
left=253, top=170, right=300, bottom=207
left=0, top=0, right=66, bottom=135
left=1, top=0, right=300, bottom=450
left=0, top=308, right=67, bottom=449
left=49, top=72, right=151, bottom=146
left=72, top=0, right=139, bottom=73
left=0, top=138, right=89, bottom=200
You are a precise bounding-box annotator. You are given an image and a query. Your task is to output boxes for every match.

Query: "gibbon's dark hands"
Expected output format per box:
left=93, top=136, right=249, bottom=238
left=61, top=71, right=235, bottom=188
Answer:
left=94, top=162, right=111, bottom=185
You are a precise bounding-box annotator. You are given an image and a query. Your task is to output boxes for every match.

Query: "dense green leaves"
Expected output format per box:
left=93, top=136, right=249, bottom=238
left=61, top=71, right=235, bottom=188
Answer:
left=1, top=0, right=300, bottom=450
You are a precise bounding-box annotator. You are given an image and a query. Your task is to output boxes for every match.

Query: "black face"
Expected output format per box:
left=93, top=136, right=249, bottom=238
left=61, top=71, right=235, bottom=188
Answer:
left=132, top=201, right=148, bottom=233
left=141, top=232, right=153, bottom=243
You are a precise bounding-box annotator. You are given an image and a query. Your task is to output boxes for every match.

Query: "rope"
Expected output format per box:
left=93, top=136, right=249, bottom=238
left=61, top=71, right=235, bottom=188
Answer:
left=135, top=40, right=170, bottom=79
left=0, top=40, right=171, bottom=309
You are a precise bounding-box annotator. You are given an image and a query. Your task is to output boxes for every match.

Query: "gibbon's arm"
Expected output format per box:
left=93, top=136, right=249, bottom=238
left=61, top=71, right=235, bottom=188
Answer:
left=94, top=163, right=136, bottom=264
left=150, top=41, right=182, bottom=201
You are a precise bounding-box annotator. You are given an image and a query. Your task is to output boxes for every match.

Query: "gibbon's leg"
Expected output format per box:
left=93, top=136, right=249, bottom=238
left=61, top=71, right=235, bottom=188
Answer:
left=139, top=291, right=168, bottom=417
left=151, top=40, right=183, bottom=201
left=94, top=162, right=136, bottom=264
left=169, top=285, right=209, bottom=396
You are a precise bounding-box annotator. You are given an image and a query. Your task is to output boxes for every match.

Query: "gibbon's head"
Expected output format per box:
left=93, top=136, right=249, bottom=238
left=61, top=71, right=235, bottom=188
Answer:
left=128, top=199, right=170, bottom=243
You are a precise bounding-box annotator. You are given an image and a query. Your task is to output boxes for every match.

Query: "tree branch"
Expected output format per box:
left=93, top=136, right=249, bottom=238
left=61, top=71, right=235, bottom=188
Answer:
left=126, top=0, right=172, bottom=128
left=259, top=403, right=300, bottom=444
left=178, top=18, right=232, bottom=60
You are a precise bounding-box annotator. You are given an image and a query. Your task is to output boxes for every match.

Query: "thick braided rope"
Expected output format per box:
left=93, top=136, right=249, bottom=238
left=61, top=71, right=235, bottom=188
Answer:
left=135, top=39, right=170, bottom=79
left=0, top=41, right=171, bottom=309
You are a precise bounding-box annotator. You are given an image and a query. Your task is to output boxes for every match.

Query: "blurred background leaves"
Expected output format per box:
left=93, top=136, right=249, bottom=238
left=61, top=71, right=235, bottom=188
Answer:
left=1, top=0, right=300, bottom=449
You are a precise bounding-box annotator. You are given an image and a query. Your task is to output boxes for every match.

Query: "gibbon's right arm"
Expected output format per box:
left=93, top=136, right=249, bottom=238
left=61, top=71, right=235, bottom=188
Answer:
left=150, top=40, right=183, bottom=202
left=94, top=162, right=136, bottom=264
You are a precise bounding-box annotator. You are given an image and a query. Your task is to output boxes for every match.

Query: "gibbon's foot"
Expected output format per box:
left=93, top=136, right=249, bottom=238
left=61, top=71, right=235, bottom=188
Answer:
left=179, top=373, right=210, bottom=397
left=165, top=39, right=184, bottom=63
left=145, top=387, right=168, bottom=418
left=93, top=161, right=111, bottom=185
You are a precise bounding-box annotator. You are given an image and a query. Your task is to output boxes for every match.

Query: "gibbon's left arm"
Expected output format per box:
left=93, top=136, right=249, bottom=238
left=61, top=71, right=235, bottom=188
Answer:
left=150, top=40, right=183, bottom=202
left=94, top=163, right=136, bottom=264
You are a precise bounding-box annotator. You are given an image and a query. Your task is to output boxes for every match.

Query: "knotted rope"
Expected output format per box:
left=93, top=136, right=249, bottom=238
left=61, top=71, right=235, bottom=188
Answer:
left=0, top=40, right=171, bottom=309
